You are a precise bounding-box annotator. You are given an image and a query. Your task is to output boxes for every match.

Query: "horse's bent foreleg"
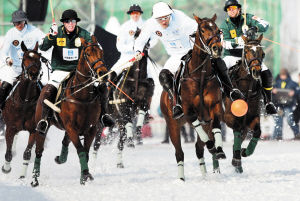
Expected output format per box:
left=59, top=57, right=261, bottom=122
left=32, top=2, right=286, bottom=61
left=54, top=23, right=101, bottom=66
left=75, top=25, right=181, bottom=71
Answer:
left=242, top=119, right=261, bottom=157
left=19, top=132, right=36, bottom=178
left=55, top=132, right=70, bottom=164
left=117, top=125, right=126, bottom=168
left=212, top=116, right=226, bottom=160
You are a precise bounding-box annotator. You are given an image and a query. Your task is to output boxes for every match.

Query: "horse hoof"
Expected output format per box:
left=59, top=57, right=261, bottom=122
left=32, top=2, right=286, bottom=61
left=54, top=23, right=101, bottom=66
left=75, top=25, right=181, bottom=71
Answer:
left=241, top=148, right=247, bottom=157
left=54, top=156, right=66, bottom=164
left=1, top=165, right=11, bottom=174
left=235, top=166, right=243, bottom=173
left=213, top=167, right=221, bottom=174
left=31, top=178, right=39, bottom=187
left=80, top=173, right=94, bottom=185
left=19, top=175, right=25, bottom=179
left=215, top=147, right=226, bottom=160
left=117, top=163, right=124, bottom=168
left=231, top=158, right=242, bottom=167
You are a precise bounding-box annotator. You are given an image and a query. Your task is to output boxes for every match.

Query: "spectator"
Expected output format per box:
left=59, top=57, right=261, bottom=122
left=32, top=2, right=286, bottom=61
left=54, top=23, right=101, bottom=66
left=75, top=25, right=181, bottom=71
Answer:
left=293, top=73, right=300, bottom=128
left=272, top=68, right=300, bottom=140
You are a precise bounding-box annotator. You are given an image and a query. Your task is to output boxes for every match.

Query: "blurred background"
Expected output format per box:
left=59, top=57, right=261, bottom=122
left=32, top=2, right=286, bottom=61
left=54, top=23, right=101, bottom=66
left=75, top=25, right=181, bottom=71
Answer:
left=0, top=0, right=299, bottom=77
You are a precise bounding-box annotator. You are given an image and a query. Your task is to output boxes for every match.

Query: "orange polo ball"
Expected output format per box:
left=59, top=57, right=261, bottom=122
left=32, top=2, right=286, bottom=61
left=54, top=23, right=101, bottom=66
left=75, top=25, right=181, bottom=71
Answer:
left=231, top=99, right=248, bottom=117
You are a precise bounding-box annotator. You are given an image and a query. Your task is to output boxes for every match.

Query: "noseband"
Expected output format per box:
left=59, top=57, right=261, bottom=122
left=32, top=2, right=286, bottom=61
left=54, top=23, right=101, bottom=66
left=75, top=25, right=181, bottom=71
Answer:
left=21, top=51, right=42, bottom=80
left=243, top=42, right=263, bottom=78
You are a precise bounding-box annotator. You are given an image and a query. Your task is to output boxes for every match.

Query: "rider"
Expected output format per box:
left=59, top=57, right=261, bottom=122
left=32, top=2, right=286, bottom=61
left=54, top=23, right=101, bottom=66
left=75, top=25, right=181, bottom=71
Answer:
left=0, top=10, right=44, bottom=110
left=220, top=0, right=277, bottom=114
left=36, top=9, right=114, bottom=134
left=134, top=2, right=243, bottom=120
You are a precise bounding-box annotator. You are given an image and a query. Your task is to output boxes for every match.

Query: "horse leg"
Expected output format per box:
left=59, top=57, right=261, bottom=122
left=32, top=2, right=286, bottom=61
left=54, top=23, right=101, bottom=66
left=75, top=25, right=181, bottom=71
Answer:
left=232, top=130, right=243, bottom=173
left=242, top=120, right=261, bottom=157
left=195, top=139, right=207, bottom=176
left=2, top=128, right=17, bottom=173
left=117, top=125, right=126, bottom=168
left=125, top=122, right=135, bottom=148
left=135, top=109, right=146, bottom=145
left=54, top=132, right=70, bottom=164
left=19, top=131, right=36, bottom=179
left=31, top=132, right=47, bottom=187
left=92, top=129, right=102, bottom=160
left=212, top=116, right=226, bottom=160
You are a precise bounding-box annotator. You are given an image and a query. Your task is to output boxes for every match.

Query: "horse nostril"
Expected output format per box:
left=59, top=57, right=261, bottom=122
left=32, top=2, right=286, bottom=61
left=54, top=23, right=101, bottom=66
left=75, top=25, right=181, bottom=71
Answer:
left=213, top=46, right=218, bottom=52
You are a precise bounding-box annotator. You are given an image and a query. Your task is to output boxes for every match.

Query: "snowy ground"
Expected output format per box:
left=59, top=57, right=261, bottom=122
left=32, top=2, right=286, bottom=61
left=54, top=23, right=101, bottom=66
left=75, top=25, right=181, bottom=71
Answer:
left=0, top=125, right=300, bottom=201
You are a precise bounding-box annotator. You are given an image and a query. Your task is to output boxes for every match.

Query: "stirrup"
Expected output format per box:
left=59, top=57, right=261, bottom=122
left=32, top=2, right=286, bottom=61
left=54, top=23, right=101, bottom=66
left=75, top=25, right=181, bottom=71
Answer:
left=101, top=114, right=115, bottom=127
left=36, top=119, right=48, bottom=134
left=172, top=104, right=184, bottom=119
left=230, top=88, right=244, bottom=101
left=265, top=102, right=277, bottom=115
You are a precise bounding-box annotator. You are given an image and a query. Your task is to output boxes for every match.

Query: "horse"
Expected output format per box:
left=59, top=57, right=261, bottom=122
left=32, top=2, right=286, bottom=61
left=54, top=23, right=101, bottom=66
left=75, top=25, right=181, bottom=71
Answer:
left=92, top=44, right=154, bottom=168
left=160, top=14, right=226, bottom=181
left=31, top=36, right=108, bottom=186
left=1, top=41, right=43, bottom=178
left=223, top=34, right=265, bottom=173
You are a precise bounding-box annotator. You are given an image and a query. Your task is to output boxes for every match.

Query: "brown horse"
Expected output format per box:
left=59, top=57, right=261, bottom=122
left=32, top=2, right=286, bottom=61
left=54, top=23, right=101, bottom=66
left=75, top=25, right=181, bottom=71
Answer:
left=224, top=34, right=265, bottom=173
left=160, top=14, right=226, bottom=181
left=1, top=41, right=42, bottom=178
left=31, top=36, right=108, bottom=186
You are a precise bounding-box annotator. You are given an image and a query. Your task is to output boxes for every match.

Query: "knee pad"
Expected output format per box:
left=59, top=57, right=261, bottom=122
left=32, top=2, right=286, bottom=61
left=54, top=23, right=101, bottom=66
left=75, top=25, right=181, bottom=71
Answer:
left=159, top=69, right=174, bottom=91
left=261, top=69, right=273, bottom=88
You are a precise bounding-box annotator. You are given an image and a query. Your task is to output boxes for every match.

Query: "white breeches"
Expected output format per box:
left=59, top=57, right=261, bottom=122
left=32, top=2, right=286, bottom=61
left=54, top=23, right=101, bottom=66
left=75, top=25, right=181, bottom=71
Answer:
left=163, top=54, right=185, bottom=74
left=223, top=56, right=268, bottom=71
left=48, top=70, right=71, bottom=89
left=0, top=65, right=22, bottom=85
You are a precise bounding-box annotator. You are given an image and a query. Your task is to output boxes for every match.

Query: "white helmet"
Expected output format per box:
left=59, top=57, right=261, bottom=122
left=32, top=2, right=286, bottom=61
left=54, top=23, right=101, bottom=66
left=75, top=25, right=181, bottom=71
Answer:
left=152, top=2, right=173, bottom=19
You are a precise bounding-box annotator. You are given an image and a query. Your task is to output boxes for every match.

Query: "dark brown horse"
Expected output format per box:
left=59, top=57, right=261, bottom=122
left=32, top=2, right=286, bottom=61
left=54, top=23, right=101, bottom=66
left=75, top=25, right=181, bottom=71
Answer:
left=224, top=34, right=265, bottom=173
left=1, top=41, right=42, bottom=178
left=160, top=14, right=226, bottom=181
left=31, top=36, right=108, bottom=186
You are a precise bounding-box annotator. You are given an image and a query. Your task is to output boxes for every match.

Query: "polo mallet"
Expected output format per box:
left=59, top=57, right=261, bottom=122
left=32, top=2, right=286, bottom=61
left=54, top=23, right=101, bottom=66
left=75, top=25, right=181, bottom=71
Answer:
left=49, top=0, right=58, bottom=35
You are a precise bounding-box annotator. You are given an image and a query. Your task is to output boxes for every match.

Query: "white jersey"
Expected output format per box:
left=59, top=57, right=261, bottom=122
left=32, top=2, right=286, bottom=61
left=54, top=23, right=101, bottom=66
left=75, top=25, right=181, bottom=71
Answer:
left=0, top=24, right=45, bottom=69
left=134, top=9, right=197, bottom=56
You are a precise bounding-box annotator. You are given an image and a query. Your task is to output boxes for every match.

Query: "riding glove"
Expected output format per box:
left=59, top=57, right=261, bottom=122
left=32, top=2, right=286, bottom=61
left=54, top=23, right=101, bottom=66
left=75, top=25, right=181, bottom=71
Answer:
left=5, top=57, right=13, bottom=66
left=49, top=22, right=58, bottom=36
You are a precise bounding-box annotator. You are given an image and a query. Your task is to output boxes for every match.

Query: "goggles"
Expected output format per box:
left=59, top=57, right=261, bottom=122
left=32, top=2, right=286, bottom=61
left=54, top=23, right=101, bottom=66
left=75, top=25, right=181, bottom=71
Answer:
left=130, top=11, right=141, bottom=15
left=64, top=19, right=77, bottom=24
left=13, top=21, right=25, bottom=26
left=227, top=5, right=238, bottom=11
left=156, top=15, right=170, bottom=22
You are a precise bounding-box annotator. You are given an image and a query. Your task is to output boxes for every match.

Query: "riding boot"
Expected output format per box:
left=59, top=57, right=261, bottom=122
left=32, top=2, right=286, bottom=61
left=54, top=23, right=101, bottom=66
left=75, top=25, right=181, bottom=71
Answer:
left=98, top=83, right=115, bottom=127
left=261, top=69, right=277, bottom=115
left=159, top=69, right=184, bottom=120
left=0, top=81, right=13, bottom=110
left=212, top=58, right=244, bottom=101
left=36, top=84, right=57, bottom=134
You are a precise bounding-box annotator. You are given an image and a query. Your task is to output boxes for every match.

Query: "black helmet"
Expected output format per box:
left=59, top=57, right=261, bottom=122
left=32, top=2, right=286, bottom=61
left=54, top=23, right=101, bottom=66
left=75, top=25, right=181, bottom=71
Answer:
left=127, top=4, right=143, bottom=14
left=11, top=10, right=28, bottom=23
left=60, top=9, right=81, bottom=22
left=224, top=0, right=241, bottom=11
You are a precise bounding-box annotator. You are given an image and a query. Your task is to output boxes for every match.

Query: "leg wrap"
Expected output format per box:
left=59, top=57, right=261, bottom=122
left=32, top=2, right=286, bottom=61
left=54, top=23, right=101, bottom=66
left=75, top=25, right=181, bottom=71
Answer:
left=212, top=128, right=223, bottom=148
left=192, top=119, right=209, bottom=142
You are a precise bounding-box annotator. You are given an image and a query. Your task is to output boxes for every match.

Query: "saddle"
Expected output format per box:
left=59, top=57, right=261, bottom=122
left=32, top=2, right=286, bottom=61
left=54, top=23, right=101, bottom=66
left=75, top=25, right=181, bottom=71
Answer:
left=55, top=71, right=75, bottom=103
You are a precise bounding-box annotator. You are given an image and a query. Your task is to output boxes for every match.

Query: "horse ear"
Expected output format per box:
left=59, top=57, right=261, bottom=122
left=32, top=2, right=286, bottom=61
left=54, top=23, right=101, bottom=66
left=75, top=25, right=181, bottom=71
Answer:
left=257, top=34, right=263, bottom=42
left=33, top=42, right=39, bottom=51
left=80, top=38, right=87, bottom=47
left=21, top=41, right=28, bottom=52
left=91, top=35, right=98, bottom=44
left=211, top=14, right=217, bottom=22
left=193, top=14, right=202, bottom=24
left=242, top=35, right=248, bottom=43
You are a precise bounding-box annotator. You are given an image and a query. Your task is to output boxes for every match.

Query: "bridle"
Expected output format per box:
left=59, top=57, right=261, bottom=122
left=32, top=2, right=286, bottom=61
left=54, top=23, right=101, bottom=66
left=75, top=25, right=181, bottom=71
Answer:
left=21, top=51, right=42, bottom=81
left=76, top=43, right=106, bottom=78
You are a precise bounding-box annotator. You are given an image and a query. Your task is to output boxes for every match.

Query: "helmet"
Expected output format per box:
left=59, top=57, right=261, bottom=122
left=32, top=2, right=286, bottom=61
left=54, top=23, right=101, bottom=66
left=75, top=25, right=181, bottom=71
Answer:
left=127, top=4, right=143, bottom=14
left=60, top=9, right=81, bottom=22
left=11, top=10, right=28, bottom=23
left=152, top=2, right=173, bottom=19
left=224, top=0, right=241, bottom=11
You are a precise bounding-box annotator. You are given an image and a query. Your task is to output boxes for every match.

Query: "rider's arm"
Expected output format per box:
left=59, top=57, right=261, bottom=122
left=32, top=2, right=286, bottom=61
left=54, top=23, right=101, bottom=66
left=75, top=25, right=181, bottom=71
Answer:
left=39, top=34, right=56, bottom=51
left=116, top=23, right=135, bottom=53
left=0, top=29, right=13, bottom=64
left=220, top=20, right=238, bottom=49
left=246, top=13, right=269, bottom=33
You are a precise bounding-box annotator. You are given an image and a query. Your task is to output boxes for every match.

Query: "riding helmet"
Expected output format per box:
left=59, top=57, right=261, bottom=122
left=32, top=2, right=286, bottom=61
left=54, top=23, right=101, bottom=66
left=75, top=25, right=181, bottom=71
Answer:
left=224, top=0, right=242, bottom=11
left=11, top=10, right=28, bottom=23
left=60, top=9, right=81, bottom=22
left=127, top=4, right=143, bottom=14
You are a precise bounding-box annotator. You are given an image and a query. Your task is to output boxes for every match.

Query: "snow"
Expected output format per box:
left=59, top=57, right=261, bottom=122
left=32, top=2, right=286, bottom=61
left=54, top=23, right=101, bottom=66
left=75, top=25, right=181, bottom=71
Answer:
left=0, top=126, right=300, bottom=201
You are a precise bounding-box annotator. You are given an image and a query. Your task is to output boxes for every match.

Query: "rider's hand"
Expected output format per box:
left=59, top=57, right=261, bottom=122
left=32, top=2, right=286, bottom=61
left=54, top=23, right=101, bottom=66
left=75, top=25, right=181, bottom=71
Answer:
left=49, top=22, right=58, bottom=36
left=247, top=26, right=258, bottom=39
left=6, top=57, right=13, bottom=66
left=242, top=24, right=249, bottom=34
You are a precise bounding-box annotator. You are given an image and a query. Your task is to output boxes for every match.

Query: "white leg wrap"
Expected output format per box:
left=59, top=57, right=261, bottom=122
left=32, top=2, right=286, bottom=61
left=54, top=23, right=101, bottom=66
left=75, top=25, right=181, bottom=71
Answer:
left=199, top=158, right=207, bottom=176
left=212, top=128, right=223, bottom=148
left=177, top=161, right=185, bottom=180
left=92, top=149, right=98, bottom=160
left=192, top=119, right=209, bottom=142
left=3, top=160, right=11, bottom=171
left=12, top=135, right=18, bottom=155
left=136, top=110, right=146, bottom=127
left=19, top=159, right=29, bottom=178
left=125, top=122, right=133, bottom=138
left=117, top=150, right=123, bottom=165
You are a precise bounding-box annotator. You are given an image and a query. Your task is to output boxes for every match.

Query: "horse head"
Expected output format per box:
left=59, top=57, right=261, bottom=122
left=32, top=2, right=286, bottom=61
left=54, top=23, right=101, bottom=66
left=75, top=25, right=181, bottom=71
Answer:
left=193, top=14, right=222, bottom=58
left=79, top=36, right=108, bottom=80
left=21, top=41, right=41, bottom=80
left=242, top=34, right=264, bottom=80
